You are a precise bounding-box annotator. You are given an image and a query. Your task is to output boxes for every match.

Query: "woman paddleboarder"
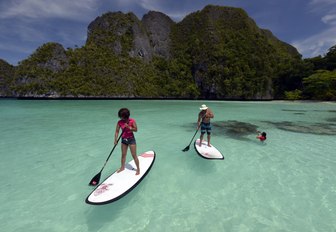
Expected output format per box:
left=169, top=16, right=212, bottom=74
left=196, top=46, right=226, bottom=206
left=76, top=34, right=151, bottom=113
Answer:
left=115, top=108, right=140, bottom=175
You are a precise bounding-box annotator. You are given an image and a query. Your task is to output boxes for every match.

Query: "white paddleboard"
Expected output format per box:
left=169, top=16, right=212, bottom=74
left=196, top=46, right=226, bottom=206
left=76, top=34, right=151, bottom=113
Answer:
left=86, top=151, right=156, bottom=205
left=194, top=139, right=224, bottom=160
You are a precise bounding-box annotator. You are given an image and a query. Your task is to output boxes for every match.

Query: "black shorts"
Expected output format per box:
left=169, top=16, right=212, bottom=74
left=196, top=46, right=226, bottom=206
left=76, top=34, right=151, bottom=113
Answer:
left=121, top=137, right=136, bottom=145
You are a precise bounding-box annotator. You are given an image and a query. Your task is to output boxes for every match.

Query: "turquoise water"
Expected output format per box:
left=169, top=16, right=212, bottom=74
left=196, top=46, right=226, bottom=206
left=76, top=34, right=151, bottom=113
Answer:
left=0, top=99, right=335, bottom=232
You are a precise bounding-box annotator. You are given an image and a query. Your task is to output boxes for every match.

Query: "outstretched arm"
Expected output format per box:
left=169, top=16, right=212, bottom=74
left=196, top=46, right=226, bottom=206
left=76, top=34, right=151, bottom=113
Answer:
left=114, top=124, right=121, bottom=144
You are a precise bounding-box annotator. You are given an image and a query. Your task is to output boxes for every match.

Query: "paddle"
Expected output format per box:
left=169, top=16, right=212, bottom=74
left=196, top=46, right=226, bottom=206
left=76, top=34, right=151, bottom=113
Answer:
left=182, top=125, right=201, bottom=152
left=89, top=132, right=123, bottom=186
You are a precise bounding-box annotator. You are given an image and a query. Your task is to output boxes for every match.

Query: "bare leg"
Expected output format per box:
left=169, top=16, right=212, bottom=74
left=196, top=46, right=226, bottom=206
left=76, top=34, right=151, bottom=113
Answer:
left=207, top=134, right=211, bottom=147
left=129, top=144, right=140, bottom=175
left=117, top=143, right=128, bottom=173
left=199, top=133, right=204, bottom=146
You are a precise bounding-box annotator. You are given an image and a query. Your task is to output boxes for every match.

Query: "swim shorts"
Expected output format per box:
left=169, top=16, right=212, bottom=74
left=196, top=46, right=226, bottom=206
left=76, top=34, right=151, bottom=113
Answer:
left=201, top=122, right=211, bottom=134
left=121, top=137, right=136, bottom=145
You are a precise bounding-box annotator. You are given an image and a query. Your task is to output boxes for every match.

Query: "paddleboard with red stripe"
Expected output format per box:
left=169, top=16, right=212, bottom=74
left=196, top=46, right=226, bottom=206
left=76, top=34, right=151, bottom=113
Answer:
left=86, top=151, right=156, bottom=205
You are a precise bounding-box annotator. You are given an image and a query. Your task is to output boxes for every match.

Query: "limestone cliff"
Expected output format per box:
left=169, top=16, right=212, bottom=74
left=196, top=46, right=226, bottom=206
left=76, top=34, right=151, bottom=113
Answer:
left=142, top=11, right=174, bottom=59
left=2, top=5, right=304, bottom=99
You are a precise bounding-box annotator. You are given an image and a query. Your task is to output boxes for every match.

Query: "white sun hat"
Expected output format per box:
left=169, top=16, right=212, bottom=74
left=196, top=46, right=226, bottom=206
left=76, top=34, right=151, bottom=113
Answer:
left=200, top=104, right=208, bottom=110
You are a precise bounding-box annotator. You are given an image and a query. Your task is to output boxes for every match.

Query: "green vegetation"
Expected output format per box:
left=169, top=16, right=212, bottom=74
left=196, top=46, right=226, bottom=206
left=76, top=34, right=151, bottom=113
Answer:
left=170, top=5, right=302, bottom=99
left=284, top=89, right=302, bottom=100
left=0, top=5, right=335, bottom=100
left=302, top=70, right=336, bottom=100
left=0, top=59, right=15, bottom=96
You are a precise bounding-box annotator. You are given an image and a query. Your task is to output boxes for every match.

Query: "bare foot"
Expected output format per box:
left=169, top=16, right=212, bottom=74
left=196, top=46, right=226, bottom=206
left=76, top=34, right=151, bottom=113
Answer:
left=208, top=144, right=211, bottom=147
left=198, top=140, right=202, bottom=147
left=117, top=167, right=125, bottom=173
left=135, top=170, right=140, bottom=175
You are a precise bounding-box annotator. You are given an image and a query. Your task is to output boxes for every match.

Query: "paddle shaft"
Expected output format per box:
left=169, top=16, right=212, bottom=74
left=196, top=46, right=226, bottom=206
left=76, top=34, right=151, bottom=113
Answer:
left=182, top=115, right=206, bottom=151
left=188, top=114, right=207, bottom=146
left=99, top=132, right=123, bottom=173
left=187, top=125, right=201, bottom=147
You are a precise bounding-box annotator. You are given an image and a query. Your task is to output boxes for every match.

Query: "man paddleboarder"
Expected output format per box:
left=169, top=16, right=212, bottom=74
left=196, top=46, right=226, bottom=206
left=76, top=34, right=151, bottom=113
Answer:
left=197, top=104, right=214, bottom=147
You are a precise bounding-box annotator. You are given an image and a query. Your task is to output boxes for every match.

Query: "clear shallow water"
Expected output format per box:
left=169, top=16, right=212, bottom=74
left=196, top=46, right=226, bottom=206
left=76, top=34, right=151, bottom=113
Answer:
left=0, top=99, right=335, bottom=232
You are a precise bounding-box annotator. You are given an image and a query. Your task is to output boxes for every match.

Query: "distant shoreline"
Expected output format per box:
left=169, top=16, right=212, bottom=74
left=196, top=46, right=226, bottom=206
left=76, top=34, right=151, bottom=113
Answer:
left=1, top=96, right=335, bottom=103
left=1, top=96, right=274, bottom=101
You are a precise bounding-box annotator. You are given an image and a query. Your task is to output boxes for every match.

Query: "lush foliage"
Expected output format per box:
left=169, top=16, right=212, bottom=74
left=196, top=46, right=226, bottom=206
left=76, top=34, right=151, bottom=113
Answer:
left=170, top=5, right=302, bottom=99
left=284, top=89, right=302, bottom=100
left=302, top=70, right=336, bottom=100
left=0, top=59, right=15, bottom=96
left=0, top=5, right=335, bottom=100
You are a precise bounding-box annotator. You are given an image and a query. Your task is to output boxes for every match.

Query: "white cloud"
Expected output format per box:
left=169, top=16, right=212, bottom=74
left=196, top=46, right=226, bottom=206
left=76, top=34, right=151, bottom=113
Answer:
left=322, top=14, right=336, bottom=24
left=0, top=21, right=47, bottom=42
left=309, top=0, right=336, bottom=14
left=138, top=0, right=163, bottom=11
left=310, top=0, right=336, bottom=4
left=316, top=0, right=336, bottom=25
left=292, top=26, right=336, bottom=57
left=293, top=0, right=336, bottom=57
left=56, top=28, right=87, bottom=48
left=0, top=42, right=32, bottom=54
left=137, top=0, right=195, bottom=21
left=114, top=0, right=136, bottom=7
left=0, top=0, right=100, bottom=21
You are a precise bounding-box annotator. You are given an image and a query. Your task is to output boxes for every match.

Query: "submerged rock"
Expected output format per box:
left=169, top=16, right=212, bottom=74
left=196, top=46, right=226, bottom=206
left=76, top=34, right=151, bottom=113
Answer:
left=264, top=121, right=336, bottom=135
left=184, top=120, right=260, bottom=141
left=326, top=117, right=336, bottom=122
left=213, top=120, right=258, bottom=137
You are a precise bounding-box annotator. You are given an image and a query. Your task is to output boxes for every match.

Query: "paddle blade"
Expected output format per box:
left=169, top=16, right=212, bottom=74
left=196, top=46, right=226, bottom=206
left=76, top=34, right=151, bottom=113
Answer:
left=89, top=172, right=101, bottom=186
left=182, top=145, right=190, bottom=152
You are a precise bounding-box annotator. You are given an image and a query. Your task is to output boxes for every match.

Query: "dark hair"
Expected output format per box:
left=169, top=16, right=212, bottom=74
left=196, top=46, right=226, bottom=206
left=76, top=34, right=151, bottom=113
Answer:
left=118, top=108, right=130, bottom=119
left=261, top=132, right=267, bottom=137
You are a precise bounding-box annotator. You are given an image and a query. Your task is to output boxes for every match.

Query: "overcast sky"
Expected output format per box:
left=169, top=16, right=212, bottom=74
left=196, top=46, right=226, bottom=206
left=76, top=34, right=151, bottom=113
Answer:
left=1, top=0, right=336, bottom=65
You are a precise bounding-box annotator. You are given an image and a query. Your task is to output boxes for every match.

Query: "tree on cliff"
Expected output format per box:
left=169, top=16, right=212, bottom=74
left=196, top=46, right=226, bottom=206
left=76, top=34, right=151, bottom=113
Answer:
left=1, top=5, right=330, bottom=100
